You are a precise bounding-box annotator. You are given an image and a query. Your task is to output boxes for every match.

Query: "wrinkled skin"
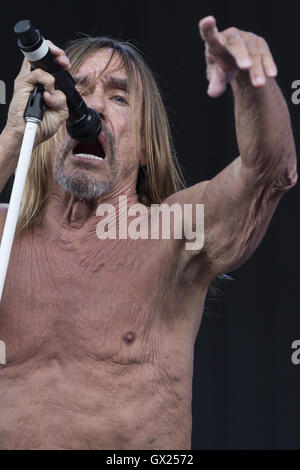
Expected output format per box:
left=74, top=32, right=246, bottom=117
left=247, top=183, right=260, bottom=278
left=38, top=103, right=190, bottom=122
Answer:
left=0, top=212, right=204, bottom=450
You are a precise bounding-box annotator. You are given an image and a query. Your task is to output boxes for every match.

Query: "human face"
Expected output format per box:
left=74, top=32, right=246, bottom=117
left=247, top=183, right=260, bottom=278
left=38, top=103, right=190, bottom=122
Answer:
left=53, top=48, right=143, bottom=201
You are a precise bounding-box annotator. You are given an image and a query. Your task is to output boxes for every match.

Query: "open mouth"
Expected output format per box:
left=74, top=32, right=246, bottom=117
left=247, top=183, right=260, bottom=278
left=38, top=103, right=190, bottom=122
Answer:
left=73, top=139, right=106, bottom=161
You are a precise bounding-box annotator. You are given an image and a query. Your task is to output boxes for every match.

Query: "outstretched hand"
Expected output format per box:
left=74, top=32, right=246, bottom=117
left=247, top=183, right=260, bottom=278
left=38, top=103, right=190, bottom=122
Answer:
left=198, top=16, right=278, bottom=98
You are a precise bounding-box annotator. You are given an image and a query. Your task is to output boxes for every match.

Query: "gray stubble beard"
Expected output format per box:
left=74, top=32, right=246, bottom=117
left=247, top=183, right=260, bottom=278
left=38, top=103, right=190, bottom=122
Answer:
left=53, top=133, right=118, bottom=201
left=54, top=165, right=118, bottom=200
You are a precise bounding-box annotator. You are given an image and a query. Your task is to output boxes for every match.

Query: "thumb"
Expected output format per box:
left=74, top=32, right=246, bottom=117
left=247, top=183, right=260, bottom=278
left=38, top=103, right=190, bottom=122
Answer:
left=207, top=66, right=227, bottom=98
left=43, top=89, right=67, bottom=111
left=15, top=57, right=31, bottom=81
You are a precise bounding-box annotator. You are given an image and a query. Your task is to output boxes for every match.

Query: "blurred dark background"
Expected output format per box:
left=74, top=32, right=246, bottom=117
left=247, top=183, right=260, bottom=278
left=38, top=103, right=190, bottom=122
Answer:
left=0, top=0, right=299, bottom=450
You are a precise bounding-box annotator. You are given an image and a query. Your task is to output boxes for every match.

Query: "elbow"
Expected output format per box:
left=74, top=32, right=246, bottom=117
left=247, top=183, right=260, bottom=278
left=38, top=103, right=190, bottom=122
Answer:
left=272, top=164, right=298, bottom=194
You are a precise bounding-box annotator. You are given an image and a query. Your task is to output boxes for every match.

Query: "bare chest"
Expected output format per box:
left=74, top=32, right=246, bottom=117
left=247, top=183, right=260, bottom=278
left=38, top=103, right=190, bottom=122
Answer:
left=0, top=232, right=182, bottom=365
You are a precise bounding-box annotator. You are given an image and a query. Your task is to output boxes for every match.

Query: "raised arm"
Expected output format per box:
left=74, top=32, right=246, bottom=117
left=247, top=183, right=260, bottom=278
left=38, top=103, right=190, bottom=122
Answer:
left=174, top=16, right=297, bottom=277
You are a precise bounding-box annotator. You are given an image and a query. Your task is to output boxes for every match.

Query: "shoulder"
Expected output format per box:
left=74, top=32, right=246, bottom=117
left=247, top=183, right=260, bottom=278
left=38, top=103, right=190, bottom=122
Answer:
left=162, top=181, right=210, bottom=207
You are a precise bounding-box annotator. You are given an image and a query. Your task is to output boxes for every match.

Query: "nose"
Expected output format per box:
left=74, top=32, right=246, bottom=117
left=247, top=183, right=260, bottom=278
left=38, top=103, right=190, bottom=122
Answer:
left=84, top=88, right=106, bottom=122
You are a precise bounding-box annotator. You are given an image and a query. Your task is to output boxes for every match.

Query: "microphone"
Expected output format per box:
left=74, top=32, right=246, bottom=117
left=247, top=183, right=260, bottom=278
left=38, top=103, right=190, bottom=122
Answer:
left=14, top=19, right=102, bottom=142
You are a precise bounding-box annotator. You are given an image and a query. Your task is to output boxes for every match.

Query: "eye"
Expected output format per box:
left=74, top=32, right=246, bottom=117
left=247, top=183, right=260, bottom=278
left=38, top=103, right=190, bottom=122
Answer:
left=111, top=95, right=128, bottom=105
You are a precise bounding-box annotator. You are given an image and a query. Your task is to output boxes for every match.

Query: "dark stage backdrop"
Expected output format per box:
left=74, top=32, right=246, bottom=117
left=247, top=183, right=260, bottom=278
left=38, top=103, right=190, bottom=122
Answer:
left=0, top=0, right=299, bottom=450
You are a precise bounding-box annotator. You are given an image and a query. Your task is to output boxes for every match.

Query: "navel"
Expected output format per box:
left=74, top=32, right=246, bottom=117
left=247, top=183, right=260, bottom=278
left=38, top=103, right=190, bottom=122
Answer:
left=123, top=331, right=136, bottom=345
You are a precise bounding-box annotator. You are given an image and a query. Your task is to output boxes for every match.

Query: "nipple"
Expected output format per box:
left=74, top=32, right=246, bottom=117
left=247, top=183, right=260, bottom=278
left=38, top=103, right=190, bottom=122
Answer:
left=123, top=331, right=136, bottom=345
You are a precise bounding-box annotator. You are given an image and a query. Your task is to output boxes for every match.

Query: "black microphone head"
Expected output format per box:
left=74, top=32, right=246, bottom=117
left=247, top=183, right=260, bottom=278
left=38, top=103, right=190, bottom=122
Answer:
left=66, top=108, right=102, bottom=143
left=14, top=20, right=40, bottom=48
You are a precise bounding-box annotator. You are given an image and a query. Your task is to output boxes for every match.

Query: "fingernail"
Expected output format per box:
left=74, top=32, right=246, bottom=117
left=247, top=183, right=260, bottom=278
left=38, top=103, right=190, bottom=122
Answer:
left=239, top=58, right=252, bottom=68
left=267, top=68, right=277, bottom=77
left=253, top=76, right=266, bottom=86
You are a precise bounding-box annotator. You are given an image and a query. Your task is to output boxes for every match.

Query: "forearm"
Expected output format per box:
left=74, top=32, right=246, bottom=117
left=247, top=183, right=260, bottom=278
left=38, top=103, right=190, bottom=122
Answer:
left=231, top=72, right=298, bottom=188
left=0, top=127, right=22, bottom=194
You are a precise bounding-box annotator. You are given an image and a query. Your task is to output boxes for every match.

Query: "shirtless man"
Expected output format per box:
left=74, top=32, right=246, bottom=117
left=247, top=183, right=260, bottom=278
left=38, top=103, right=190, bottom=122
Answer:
left=0, top=16, right=297, bottom=450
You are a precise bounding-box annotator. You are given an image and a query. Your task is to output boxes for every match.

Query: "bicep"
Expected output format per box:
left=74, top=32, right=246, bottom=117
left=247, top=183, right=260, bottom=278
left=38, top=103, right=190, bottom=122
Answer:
left=204, top=158, right=282, bottom=274
left=174, top=156, right=289, bottom=277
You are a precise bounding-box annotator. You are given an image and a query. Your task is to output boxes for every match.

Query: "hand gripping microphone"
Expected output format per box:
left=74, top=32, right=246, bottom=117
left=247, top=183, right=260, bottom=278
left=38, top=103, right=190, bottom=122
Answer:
left=14, top=19, right=102, bottom=142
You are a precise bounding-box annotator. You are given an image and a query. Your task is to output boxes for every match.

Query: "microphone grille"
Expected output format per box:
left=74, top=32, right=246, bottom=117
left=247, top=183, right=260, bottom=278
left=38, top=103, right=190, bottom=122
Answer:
left=66, top=109, right=102, bottom=143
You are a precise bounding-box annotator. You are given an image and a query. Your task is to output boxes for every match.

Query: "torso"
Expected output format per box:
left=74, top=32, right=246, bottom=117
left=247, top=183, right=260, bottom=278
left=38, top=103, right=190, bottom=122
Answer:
left=0, top=210, right=210, bottom=450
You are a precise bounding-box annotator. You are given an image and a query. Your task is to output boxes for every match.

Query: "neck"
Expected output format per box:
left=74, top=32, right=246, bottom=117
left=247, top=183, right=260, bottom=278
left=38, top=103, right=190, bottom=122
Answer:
left=43, top=180, right=140, bottom=237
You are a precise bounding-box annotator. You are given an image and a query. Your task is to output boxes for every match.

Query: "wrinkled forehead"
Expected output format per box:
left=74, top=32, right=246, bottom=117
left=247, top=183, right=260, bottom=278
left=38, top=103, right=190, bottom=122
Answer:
left=74, top=47, right=142, bottom=95
left=76, top=48, right=123, bottom=77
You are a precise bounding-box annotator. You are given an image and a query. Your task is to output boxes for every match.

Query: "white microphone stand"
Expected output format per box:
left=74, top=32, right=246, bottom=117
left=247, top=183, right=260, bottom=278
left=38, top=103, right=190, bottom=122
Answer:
left=0, top=85, right=44, bottom=301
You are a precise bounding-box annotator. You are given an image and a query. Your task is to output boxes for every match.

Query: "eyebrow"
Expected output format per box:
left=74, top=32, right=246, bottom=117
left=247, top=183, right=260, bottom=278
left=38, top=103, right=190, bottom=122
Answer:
left=73, top=75, right=90, bottom=86
left=74, top=74, right=129, bottom=92
left=106, top=76, right=129, bottom=92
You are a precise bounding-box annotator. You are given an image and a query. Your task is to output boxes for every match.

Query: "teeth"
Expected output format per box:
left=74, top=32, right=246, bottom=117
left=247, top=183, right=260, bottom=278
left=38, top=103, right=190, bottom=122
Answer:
left=75, top=153, right=103, bottom=160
